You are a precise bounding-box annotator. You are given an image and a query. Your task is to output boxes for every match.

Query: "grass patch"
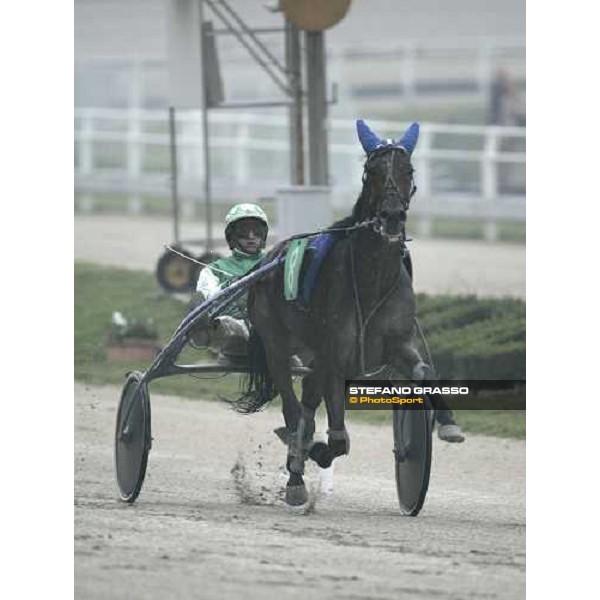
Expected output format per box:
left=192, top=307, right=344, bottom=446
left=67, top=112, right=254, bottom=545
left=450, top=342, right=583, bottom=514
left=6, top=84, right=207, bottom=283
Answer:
left=344, top=408, right=525, bottom=439
left=75, top=262, right=525, bottom=438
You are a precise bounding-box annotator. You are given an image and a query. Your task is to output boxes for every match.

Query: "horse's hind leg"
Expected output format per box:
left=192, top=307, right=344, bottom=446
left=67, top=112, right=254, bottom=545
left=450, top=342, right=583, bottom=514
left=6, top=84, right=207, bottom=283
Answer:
left=260, top=340, right=312, bottom=505
left=251, top=295, right=309, bottom=505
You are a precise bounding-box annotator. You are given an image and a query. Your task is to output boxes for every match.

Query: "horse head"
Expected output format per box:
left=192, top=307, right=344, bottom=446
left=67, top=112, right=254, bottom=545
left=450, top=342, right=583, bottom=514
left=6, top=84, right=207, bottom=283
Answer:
left=356, top=119, right=419, bottom=242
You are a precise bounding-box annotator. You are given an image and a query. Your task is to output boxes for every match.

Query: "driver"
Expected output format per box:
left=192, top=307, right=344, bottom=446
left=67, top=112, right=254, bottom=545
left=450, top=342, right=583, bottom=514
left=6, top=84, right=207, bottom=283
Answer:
left=190, top=203, right=269, bottom=366
left=190, top=203, right=464, bottom=443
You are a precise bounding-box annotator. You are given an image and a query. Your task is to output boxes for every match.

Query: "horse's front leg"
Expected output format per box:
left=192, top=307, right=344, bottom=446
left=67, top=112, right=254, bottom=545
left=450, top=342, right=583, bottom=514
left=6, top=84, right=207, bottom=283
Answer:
left=323, top=375, right=351, bottom=459
left=274, top=371, right=335, bottom=470
left=387, top=331, right=430, bottom=380
left=301, top=371, right=335, bottom=469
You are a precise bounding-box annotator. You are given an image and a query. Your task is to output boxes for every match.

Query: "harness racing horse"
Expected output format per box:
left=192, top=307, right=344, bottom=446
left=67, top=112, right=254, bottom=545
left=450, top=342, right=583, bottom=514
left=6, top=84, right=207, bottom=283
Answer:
left=241, top=120, right=430, bottom=506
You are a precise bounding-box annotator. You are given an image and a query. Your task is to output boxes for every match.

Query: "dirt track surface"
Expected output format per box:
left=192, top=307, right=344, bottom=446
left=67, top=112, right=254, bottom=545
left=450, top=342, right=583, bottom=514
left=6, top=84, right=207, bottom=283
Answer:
left=75, top=382, right=525, bottom=599
left=74, top=214, right=525, bottom=298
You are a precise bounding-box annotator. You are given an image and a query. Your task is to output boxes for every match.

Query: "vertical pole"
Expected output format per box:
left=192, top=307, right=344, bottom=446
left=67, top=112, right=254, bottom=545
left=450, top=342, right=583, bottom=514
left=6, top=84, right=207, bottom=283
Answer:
left=198, top=0, right=213, bottom=251
left=305, top=31, right=329, bottom=185
left=416, top=125, right=433, bottom=238
left=127, top=106, right=142, bottom=214
left=127, top=58, right=144, bottom=213
left=168, top=106, right=180, bottom=244
left=285, top=19, right=304, bottom=185
left=79, top=110, right=94, bottom=212
left=482, top=127, right=499, bottom=242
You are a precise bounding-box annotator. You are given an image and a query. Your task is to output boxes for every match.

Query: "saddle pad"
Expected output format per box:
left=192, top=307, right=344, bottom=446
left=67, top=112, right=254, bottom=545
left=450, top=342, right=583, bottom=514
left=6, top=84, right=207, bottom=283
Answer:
left=284, top=238, right=309, bottom=300
left=284, top=232, right=342, bottom=304
left=298, top=232, right=340, bottom=307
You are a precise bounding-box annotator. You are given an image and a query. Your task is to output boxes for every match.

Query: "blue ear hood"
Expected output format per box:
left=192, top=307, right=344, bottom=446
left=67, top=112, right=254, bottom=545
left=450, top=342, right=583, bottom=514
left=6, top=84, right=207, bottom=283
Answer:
left=356, top=119, right=382, bottom=154
left=357, top=119, right=420, bottom=155
left=396, top=122, right=420, bottom=155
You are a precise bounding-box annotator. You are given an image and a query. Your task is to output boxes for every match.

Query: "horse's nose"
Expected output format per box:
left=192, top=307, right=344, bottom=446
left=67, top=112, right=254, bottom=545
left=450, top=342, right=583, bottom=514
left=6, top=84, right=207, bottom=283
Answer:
left=382, top=209, right=406, bottom=227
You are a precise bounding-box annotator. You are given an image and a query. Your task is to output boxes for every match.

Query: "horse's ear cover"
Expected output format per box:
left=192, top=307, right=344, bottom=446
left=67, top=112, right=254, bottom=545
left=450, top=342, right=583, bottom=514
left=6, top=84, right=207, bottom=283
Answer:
left=396, top=122, right=420, bottom=155
left=356, top=119, right=382, bottom=154
left=357, top=119, right=420, bottom=155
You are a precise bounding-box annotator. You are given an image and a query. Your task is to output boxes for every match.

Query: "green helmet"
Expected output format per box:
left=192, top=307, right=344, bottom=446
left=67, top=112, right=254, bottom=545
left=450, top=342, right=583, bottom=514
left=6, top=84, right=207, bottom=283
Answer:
left=224, top=203, right=269, bottom=251
left=225, top=203, right=269, bottom=229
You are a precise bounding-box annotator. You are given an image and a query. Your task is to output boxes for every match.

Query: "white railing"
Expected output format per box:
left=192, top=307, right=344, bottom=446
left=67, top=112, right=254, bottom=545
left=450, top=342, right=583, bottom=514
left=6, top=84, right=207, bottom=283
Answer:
left=74, top=108, right=525, bottom=241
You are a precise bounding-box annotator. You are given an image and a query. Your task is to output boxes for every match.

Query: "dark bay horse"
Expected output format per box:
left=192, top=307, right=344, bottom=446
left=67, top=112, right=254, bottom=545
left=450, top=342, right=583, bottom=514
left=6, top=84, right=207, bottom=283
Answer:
left=243, top=120, right=429, bottom=506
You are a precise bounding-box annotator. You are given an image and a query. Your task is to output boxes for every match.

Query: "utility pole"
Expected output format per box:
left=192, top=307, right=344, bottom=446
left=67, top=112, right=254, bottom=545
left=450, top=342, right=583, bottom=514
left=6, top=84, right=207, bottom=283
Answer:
left=285, top=20, right=304, bottom=185
left=305, top=30, right=329, bottom=185
left=198, top=0, right=213, bottom=250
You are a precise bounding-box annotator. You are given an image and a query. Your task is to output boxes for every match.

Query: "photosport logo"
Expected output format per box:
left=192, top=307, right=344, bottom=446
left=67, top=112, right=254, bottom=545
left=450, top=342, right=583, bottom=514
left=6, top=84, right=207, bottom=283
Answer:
left=345, top=380, right=526, bottom=411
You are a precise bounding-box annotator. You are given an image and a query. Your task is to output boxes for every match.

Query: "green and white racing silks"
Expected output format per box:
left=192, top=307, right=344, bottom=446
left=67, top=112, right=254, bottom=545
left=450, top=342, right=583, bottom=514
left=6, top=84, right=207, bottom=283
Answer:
left=196, top=249, right=265, bottom=320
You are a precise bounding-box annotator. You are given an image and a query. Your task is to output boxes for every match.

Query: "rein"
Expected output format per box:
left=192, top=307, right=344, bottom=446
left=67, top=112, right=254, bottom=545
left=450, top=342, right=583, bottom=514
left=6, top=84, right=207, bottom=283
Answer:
left=164, top=219, right=382, bottom=274
left=349, top=147, right=415, bottom=375
left=349, top=234, right=405, bottom=376
left=286, top=219, right=379, bottom=240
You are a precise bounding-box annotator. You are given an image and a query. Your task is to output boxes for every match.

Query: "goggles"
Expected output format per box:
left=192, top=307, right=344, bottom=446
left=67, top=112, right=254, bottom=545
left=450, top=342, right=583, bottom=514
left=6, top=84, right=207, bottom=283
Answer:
left=234, top=220, right=267, bottom=239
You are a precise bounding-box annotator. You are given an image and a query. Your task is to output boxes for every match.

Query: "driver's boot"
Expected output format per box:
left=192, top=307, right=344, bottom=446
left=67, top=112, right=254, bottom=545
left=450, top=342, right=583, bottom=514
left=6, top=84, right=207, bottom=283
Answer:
left=214, top=317, right=250, bottom=367
left=436, top=411, right=466, bottom=443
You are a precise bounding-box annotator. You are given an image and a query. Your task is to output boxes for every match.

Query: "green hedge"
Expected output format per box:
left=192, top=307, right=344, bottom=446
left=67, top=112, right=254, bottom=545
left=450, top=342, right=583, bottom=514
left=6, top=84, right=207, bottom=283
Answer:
left=417, top=294, right=525, bottom=380
left=74, top=263, right=525, bottom=437
left=74, top=263, right=525, bottom=386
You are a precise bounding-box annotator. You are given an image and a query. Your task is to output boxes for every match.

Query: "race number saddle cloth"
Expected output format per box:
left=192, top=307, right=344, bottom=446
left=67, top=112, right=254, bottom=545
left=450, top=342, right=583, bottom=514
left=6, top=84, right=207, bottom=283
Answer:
left=284, top=232, right=342, bottom=307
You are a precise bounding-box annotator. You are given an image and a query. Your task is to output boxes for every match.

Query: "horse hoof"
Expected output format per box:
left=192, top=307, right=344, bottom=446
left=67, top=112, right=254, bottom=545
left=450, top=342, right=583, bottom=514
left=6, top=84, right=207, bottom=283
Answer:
left=285, top=483, right=309, bottom=506
left=328, top=429, right=350, bottom=457
left=308, top=441, right=334, bottom=469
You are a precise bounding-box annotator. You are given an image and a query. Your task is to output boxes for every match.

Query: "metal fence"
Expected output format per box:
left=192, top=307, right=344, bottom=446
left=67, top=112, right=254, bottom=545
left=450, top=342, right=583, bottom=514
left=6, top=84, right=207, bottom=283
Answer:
left=74, top=108, right=525, bottom=240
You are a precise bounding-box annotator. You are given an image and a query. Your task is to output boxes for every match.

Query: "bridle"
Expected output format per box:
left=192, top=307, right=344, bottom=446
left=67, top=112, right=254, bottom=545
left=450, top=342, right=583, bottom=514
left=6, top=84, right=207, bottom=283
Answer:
left=362, top=147, right=417, bottom=233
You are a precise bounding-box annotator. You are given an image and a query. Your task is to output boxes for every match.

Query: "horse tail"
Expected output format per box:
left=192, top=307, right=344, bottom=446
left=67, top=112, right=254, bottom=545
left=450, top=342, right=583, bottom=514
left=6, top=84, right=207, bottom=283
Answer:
left=231, top=329, right=278, bottom=414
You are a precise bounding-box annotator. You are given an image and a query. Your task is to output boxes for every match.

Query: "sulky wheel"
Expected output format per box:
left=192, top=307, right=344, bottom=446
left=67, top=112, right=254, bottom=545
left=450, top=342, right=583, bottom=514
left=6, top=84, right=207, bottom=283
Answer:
left=155, top=246, right=200, bottom=293
left=114, top=371, right=152, bottom=503
left=393, top=400, right=433, bottom=516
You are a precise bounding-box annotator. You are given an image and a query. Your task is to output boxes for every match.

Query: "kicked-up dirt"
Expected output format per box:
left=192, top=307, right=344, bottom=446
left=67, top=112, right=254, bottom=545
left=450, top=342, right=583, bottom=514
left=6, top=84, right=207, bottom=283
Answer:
left=75, top=382, right=525, bottom=599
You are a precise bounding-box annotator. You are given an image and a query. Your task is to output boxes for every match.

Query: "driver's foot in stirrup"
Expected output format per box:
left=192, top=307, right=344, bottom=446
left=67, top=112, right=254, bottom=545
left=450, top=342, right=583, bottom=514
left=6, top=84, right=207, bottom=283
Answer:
left=188, top=312, right=211, bottom=347
left=437, top=423, right=466, bottom=443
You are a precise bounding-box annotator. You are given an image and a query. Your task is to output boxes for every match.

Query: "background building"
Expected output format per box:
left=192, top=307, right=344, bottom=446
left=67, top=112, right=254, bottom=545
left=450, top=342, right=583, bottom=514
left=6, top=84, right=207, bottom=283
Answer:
left=75, top=0, right=525, bottom=122
left=75, top=0, right=525, bottom=242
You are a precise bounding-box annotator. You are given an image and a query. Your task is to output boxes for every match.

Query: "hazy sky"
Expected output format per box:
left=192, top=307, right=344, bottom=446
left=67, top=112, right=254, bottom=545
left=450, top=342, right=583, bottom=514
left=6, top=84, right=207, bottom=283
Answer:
left=75, top=0, right=525, bottom=59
